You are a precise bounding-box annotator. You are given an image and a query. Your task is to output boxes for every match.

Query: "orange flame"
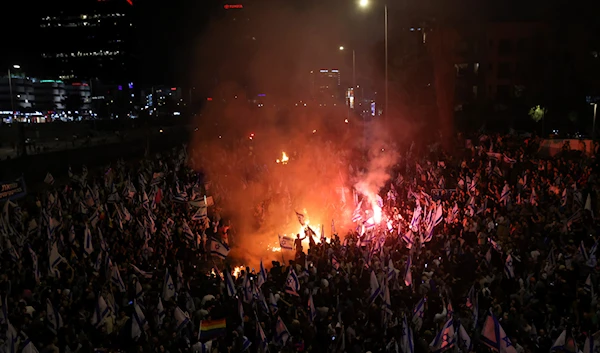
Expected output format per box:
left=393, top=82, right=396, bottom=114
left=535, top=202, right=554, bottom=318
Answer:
left=276, top=152, right=289, bottom=164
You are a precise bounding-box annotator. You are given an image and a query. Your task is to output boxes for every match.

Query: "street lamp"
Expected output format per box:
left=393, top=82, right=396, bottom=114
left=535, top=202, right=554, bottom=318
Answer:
left=357, top=0, right=388, bottom=122
left=592, top=102, right=597, bottom=141
left=338, top=46, right=356, bottom=92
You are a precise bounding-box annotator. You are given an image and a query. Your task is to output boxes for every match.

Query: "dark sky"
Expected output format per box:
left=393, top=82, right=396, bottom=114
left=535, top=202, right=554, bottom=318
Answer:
left=0, top=0, right=598, bottom=89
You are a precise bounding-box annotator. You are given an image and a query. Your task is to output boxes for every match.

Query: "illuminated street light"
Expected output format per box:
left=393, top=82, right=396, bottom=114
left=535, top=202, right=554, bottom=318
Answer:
left=12, top=65, right=20, bottom=69
left=339, top=46, right=344, bottom=51
left=357, top=0, right=387, bottom=122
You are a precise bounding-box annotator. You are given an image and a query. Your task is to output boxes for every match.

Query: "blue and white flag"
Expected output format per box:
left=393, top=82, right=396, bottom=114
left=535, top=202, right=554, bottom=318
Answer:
left=275, top=316, right=290, bottom=345
left=163, top=269, right=175, bottom=301
left=401, top=316, right=414, bottom=353
left=19, top=331, right=39, bottom=353
left=91, top=295, right=110, bottom=329
left=480, top=310, right=517, bottom=353
left=308, top=293, right=316, bottom=323
left=241, top=336, right=252, bottom=352
left=429, top=318, right=455, bottom=353
left=46, top=298, right=63, bottom=334
left=257, top=259, right=267, bottom=288
left=174, top=306, right=190, bottom=331
left=225, top=270, right=237, bottom=297
left=457, top=323, right=472, bottom=352
left=157, top=297, right=165, bottom=327
left=412, top=297, right=425, bottom=331
left=269, top=293, right=278, bottom=314
left=278, top=234, right=294, bottom=251
left=504, top=254, right=515, bottom=279
left=111, top=264, right=127, bottom=293
left=583, top=333, right=600, bottom=353
left=132, top=300, right=147, bottom=339
left=284, top=268, right=300, bottom=296
left=551, top=329, right=578, bottom=353
left=368, top=270, right=381, bottom=303
left=210, top=239, right=230, bottom=259
left=182, top=220, right=195, bottom=241
left=500, top=184, right=510, bottom=204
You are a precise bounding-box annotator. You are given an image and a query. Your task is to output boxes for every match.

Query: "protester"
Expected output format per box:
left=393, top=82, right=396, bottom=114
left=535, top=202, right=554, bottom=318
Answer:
left=0, top=133, right=599, bottom=353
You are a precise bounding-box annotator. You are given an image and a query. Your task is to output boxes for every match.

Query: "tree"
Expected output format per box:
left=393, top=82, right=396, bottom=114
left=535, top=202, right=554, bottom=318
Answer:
left=528, top=105, right=547, bottom=123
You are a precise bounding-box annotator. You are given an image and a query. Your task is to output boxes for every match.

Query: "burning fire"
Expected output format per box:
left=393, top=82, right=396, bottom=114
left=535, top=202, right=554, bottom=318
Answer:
left=233, top=266, right=245, bottom=279
left=276, top=152, right=289, bottom=164
left=267, top=215, right=330, bottom=253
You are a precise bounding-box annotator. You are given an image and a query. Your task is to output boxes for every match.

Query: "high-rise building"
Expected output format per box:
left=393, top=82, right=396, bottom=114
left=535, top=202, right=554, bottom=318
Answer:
left=38, top=0, right=135, bottom=84
left=310, top=69, right=341, bottom=103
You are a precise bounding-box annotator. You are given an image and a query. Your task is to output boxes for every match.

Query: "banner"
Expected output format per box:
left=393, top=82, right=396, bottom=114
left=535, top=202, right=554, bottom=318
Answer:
left=0, top=178, right=27, bottom=202
left=430, top=189, right=456, bottom=201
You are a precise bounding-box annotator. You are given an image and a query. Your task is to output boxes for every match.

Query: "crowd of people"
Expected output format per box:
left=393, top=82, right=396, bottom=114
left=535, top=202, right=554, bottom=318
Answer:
left=0, top=133, right=599, bottom=353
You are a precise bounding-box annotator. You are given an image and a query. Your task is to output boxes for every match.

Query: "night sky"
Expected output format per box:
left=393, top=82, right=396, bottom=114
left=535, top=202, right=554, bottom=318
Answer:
left=0, top=0, right=598, bottom=88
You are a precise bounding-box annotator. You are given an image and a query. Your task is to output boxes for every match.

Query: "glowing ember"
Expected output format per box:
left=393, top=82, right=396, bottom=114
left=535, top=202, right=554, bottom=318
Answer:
left=233, top=266, right=245, bottom=279
left=276, top=152, right=289, bottom=164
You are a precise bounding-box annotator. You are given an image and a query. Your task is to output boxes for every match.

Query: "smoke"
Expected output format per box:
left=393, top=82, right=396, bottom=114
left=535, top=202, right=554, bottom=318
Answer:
left=185, top=1, right=416, bottom=266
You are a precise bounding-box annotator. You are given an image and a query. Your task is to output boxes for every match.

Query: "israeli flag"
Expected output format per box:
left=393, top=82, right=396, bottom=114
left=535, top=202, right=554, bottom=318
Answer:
left=275, top=316, right=290, bottom=345
left=257, top=259, right=267, bottom=288
left=46, top=298, right=63, bottom=334
left=225, top=270, right=237, bottom=297
left=210, top=239, right=230, bottom=259
left=401, top=316, right=414, bottom=353
left=111, top=264, right=127, bottom=293
left=368, top=270, right=381, bottom=303
left=91, top=295, right=110, bottom=328
left=285, top=268, right=300, bottom=296
left=157, top=297, right=165, bottom=327
left=504, top=254, right=515, bottom=279
left=174, top=306, right=190, bottom=331
left=279, top=234, right=294, bottom=250
left=308, top=293, right=316, bottom=323
left=132, top=300, right=147, bottom=339
left=163, top=268, right=175, bottom=301
left=404, top=255, right=413, bottom=287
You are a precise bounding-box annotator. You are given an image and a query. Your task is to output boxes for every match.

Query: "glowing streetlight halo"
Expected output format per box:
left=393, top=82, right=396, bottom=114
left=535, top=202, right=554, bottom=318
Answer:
left=359, top=0, right=369, bottom=8
left=339, top=46, right=344, bottom=51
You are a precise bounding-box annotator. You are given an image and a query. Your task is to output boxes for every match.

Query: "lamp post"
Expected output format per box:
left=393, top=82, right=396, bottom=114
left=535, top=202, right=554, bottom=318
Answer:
left=338, top=46, right=356, bottom=102
left=8, top=64, right=20, bottom=121
left=592, top=102, right=597, bottom=141
left=358, top=0, right=387, bottom=122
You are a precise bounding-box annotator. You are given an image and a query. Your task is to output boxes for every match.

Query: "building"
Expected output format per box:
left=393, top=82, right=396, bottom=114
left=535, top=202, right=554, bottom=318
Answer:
left=0, top=73, right=93, bottom=122
left=141, top=86, right=184, bottom=117
left=38, top=0, right=135, bottom=84
left=310, top=69, right=342, bottom=104
left=427, top=22, right=597, bottom=114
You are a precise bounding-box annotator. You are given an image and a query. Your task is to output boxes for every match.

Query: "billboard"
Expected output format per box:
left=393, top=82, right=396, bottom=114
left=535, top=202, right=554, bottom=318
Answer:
left=0, top=178, right=27, bottom=202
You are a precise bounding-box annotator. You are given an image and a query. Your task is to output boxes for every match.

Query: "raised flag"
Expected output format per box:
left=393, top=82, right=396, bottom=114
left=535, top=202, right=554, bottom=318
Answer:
left=429, top=318, right=456, bottom=353
left=401, top=316, right=414, bottom=353
left=368, top=270, right=381, bottom=303
left=174, top=306, right=190, bottom=331
left=480, top=310, right=517, bottom=353
left=275, top=316, right=290, bottom=345
left=412, top=297, right=425, bottom=331
left=551, top=330, right=578, bottom=353
left=163, top=268, right=175, bottom=301
left=285, top=268, right=300, bottom=296
left=132, top=300, right=147, bottom=339
left=210, top=239, right=230, bottom=259
left=46, top=298, right=63, bottom=334
left=278, top=234, right=293, bottom=251
left=257, top=259, right=267, bottom=288
left=198, top=319, right=227, bottom=341
left=91, top=295, right=110, bottom=328
left=308, top=293, right=316, bottom=323
left=84, top=226, right=94, bottom=255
